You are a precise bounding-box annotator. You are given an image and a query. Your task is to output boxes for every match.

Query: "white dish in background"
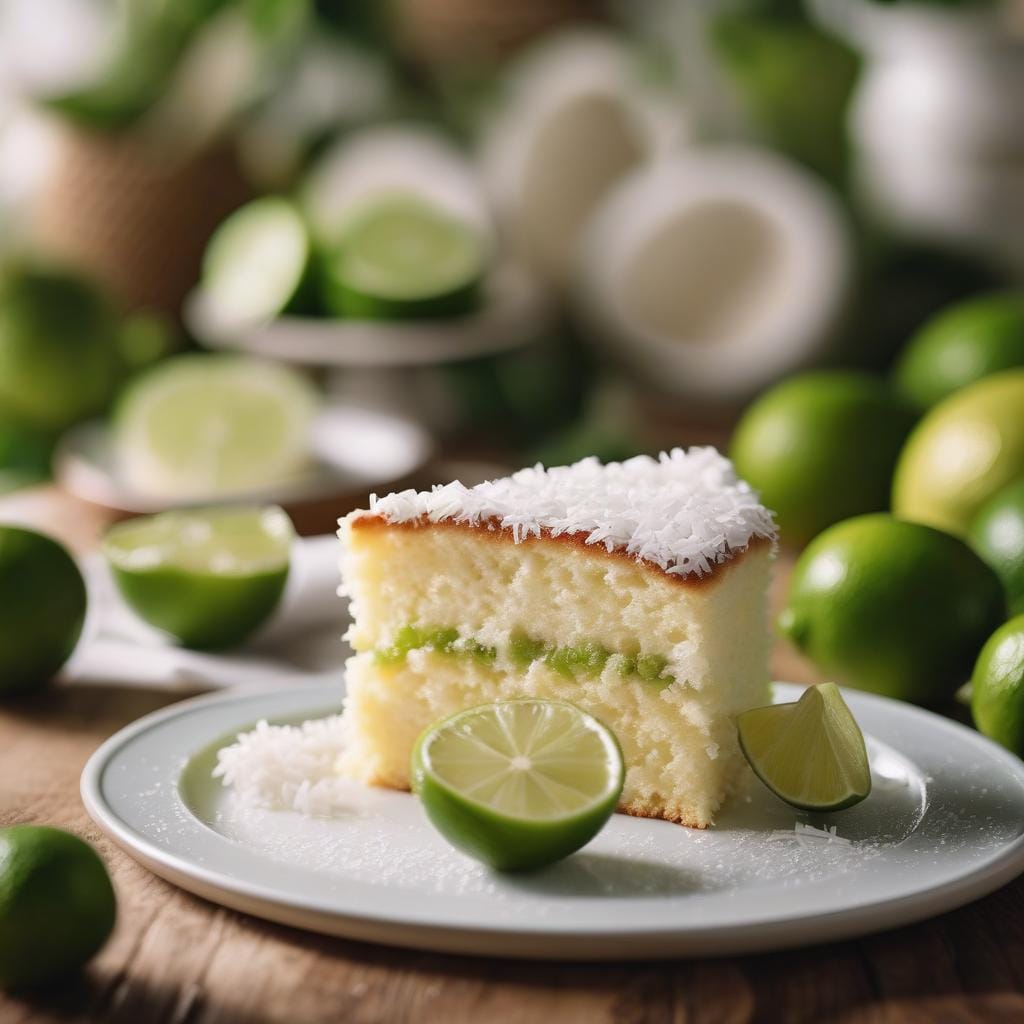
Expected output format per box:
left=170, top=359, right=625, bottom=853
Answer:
left=185, top=262, right=552, bottom=369
left=64, top=535, right=349, bottom=692
left=54, top=405, right=433, bottom=516
left=82, top=682, right=1024, bottom=960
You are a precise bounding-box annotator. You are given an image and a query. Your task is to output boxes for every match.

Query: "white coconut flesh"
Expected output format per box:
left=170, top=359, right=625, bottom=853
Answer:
left=621, top=200, right=785, bottom=347
left=480, top=27, right=686, bottom=288
left=576, top=149, right=851, bottom=401
left=516, top=93, right=647, bottom=285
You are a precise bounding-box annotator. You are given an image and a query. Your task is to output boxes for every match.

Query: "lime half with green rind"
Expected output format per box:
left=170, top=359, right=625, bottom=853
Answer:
left=202, top=197, right=313, bottom=326
left=738, top=683, right=871, bottom=812
left=103, top=505, right=293, bottom=650
left=412, top=699, right=624, bottom=872
left=322, top=196, right=487, bottom=320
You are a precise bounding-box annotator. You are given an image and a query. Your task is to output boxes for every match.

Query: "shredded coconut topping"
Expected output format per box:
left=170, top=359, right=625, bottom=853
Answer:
left=355, top=447, right=777, bottom=577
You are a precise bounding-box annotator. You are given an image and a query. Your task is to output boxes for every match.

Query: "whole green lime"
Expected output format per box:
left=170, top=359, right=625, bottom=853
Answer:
left=895, top=292, right=1024, bottom=410
left=892, top=369, right=1024, bottom=536
left=0, top=266, right=121, bottom=431
left=779, top=514, right=1005, bottom=704
left=730, top=372, right=917, bottom=546
left=971, top=615, right=1024, bottom=756
left=970, top=477, right=1024, bottom=617
left=0, top=825, right=116, bottom=989
left=0, top=526, right=87, bottom=696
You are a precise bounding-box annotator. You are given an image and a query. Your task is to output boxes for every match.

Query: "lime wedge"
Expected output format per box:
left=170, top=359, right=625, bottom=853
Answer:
left=737, top=683, right=871, bottom=812
left=202, top=197, right=312, bottom=326
left=103, top=505, right=293, bottom=649
left=323, top=196, right=487, bottom=320
left=412, top=699, right=624, bottom=871
left=114, top=354, right=317, bottom=500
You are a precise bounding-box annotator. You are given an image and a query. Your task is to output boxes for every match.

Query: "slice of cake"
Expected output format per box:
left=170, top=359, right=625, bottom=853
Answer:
left=338, top=447, right=777, bottom=827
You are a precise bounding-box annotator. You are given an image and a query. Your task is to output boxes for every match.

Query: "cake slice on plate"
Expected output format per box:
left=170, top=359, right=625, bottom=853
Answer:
left=338, top=447, right=777, bottom=827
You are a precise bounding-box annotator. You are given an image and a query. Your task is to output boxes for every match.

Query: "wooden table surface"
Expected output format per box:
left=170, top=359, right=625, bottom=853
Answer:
left=1, top=486, right=1022, bottom=1024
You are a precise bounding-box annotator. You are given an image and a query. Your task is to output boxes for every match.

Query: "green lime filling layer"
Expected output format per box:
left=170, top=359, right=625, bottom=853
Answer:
left=374, top=626, right=673, bottom=685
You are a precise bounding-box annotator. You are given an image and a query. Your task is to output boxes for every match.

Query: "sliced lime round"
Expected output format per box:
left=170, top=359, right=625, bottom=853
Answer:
left=322, top=196, right=487, bottom=320
left=202, top=197, right=312, bottom=326
left=103, top=505, right=293, bottom=650
left=114, top=354, right=317, bottom=500
left=737, top=683, right=871, bottom=812
left=411, top=699, right=624, bottom=872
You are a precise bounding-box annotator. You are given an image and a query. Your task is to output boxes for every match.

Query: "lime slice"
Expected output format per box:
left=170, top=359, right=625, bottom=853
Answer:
left=114, top=354, right=317, bottom=500
left=412, top=699, right=624, bottom=871
left=103, top=505, right=293, bottom=650
left=737, top=683, right=871, bottom=812
left=323, top=196, right=487, bottom=320
left=202, top=197, right=312, bottom=326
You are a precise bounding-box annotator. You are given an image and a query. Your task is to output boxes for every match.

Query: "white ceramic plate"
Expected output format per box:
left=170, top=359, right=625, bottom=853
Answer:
left=184, top=263, right=552, bottom=368
left=82, top=682, right=1024, bottom=960
left=55, top=406, right=432, bottom=515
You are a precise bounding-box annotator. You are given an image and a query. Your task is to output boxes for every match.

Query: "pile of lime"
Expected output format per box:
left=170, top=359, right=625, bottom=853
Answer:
left=103, top=505, right=294, bottom=650
left=0, top=825, right=116, bottom=989
left=202, top=192, right=489, bottom=327
left=729, top=292, right=1024, bottom=745
left=412, top=699, right=624, bottom=871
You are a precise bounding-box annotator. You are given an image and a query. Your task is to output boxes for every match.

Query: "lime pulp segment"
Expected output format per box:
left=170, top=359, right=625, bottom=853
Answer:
left=103, top=506, right=293, bottom=575
left=737, top=682, right=871, bottom=812
left=423, top=700, right=621, bottom=819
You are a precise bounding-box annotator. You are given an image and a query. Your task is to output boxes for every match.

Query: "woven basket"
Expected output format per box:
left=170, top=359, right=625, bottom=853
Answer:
left=392, top=0, right=599, bottom=68
left=33, top=125, right=250, bottom=316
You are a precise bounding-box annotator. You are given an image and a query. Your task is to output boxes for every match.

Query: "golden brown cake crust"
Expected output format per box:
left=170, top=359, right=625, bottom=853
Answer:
left=349, top=514, right=771, bottom=590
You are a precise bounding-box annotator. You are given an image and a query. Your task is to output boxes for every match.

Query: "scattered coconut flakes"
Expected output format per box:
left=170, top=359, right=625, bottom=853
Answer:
left=767, top=823, right=852, bottom=848
left=213, top=716, right=354, bottom=816
left=348, top=447, right=777, bottom=578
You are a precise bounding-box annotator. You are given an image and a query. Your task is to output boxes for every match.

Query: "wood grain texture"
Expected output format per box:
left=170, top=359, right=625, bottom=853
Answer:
left=1, top=487, right=1022, bottom=1024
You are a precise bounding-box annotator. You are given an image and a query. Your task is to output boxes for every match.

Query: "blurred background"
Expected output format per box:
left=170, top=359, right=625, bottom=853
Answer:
left=0, top=0, right=1022, bottom=537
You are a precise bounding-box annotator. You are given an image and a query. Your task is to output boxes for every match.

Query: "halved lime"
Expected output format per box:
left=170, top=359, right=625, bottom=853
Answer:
left=202, top=197, right=312, bottom=326
left=103, top=505, right=293, bottom=650
left=737, top=683, right=871, bottom=812
left=114, top=354, right=317, bottom=500
left=411, top=699, right=624, bottom=871
left=322, top=196, right=487, bottom=320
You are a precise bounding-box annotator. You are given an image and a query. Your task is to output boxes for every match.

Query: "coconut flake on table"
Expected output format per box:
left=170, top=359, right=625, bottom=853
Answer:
left=353, top=447, right=778, bottom=578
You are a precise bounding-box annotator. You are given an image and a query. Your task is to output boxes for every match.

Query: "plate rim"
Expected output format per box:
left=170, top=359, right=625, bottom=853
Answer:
left=81, top=683, right=1024, bottom=960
